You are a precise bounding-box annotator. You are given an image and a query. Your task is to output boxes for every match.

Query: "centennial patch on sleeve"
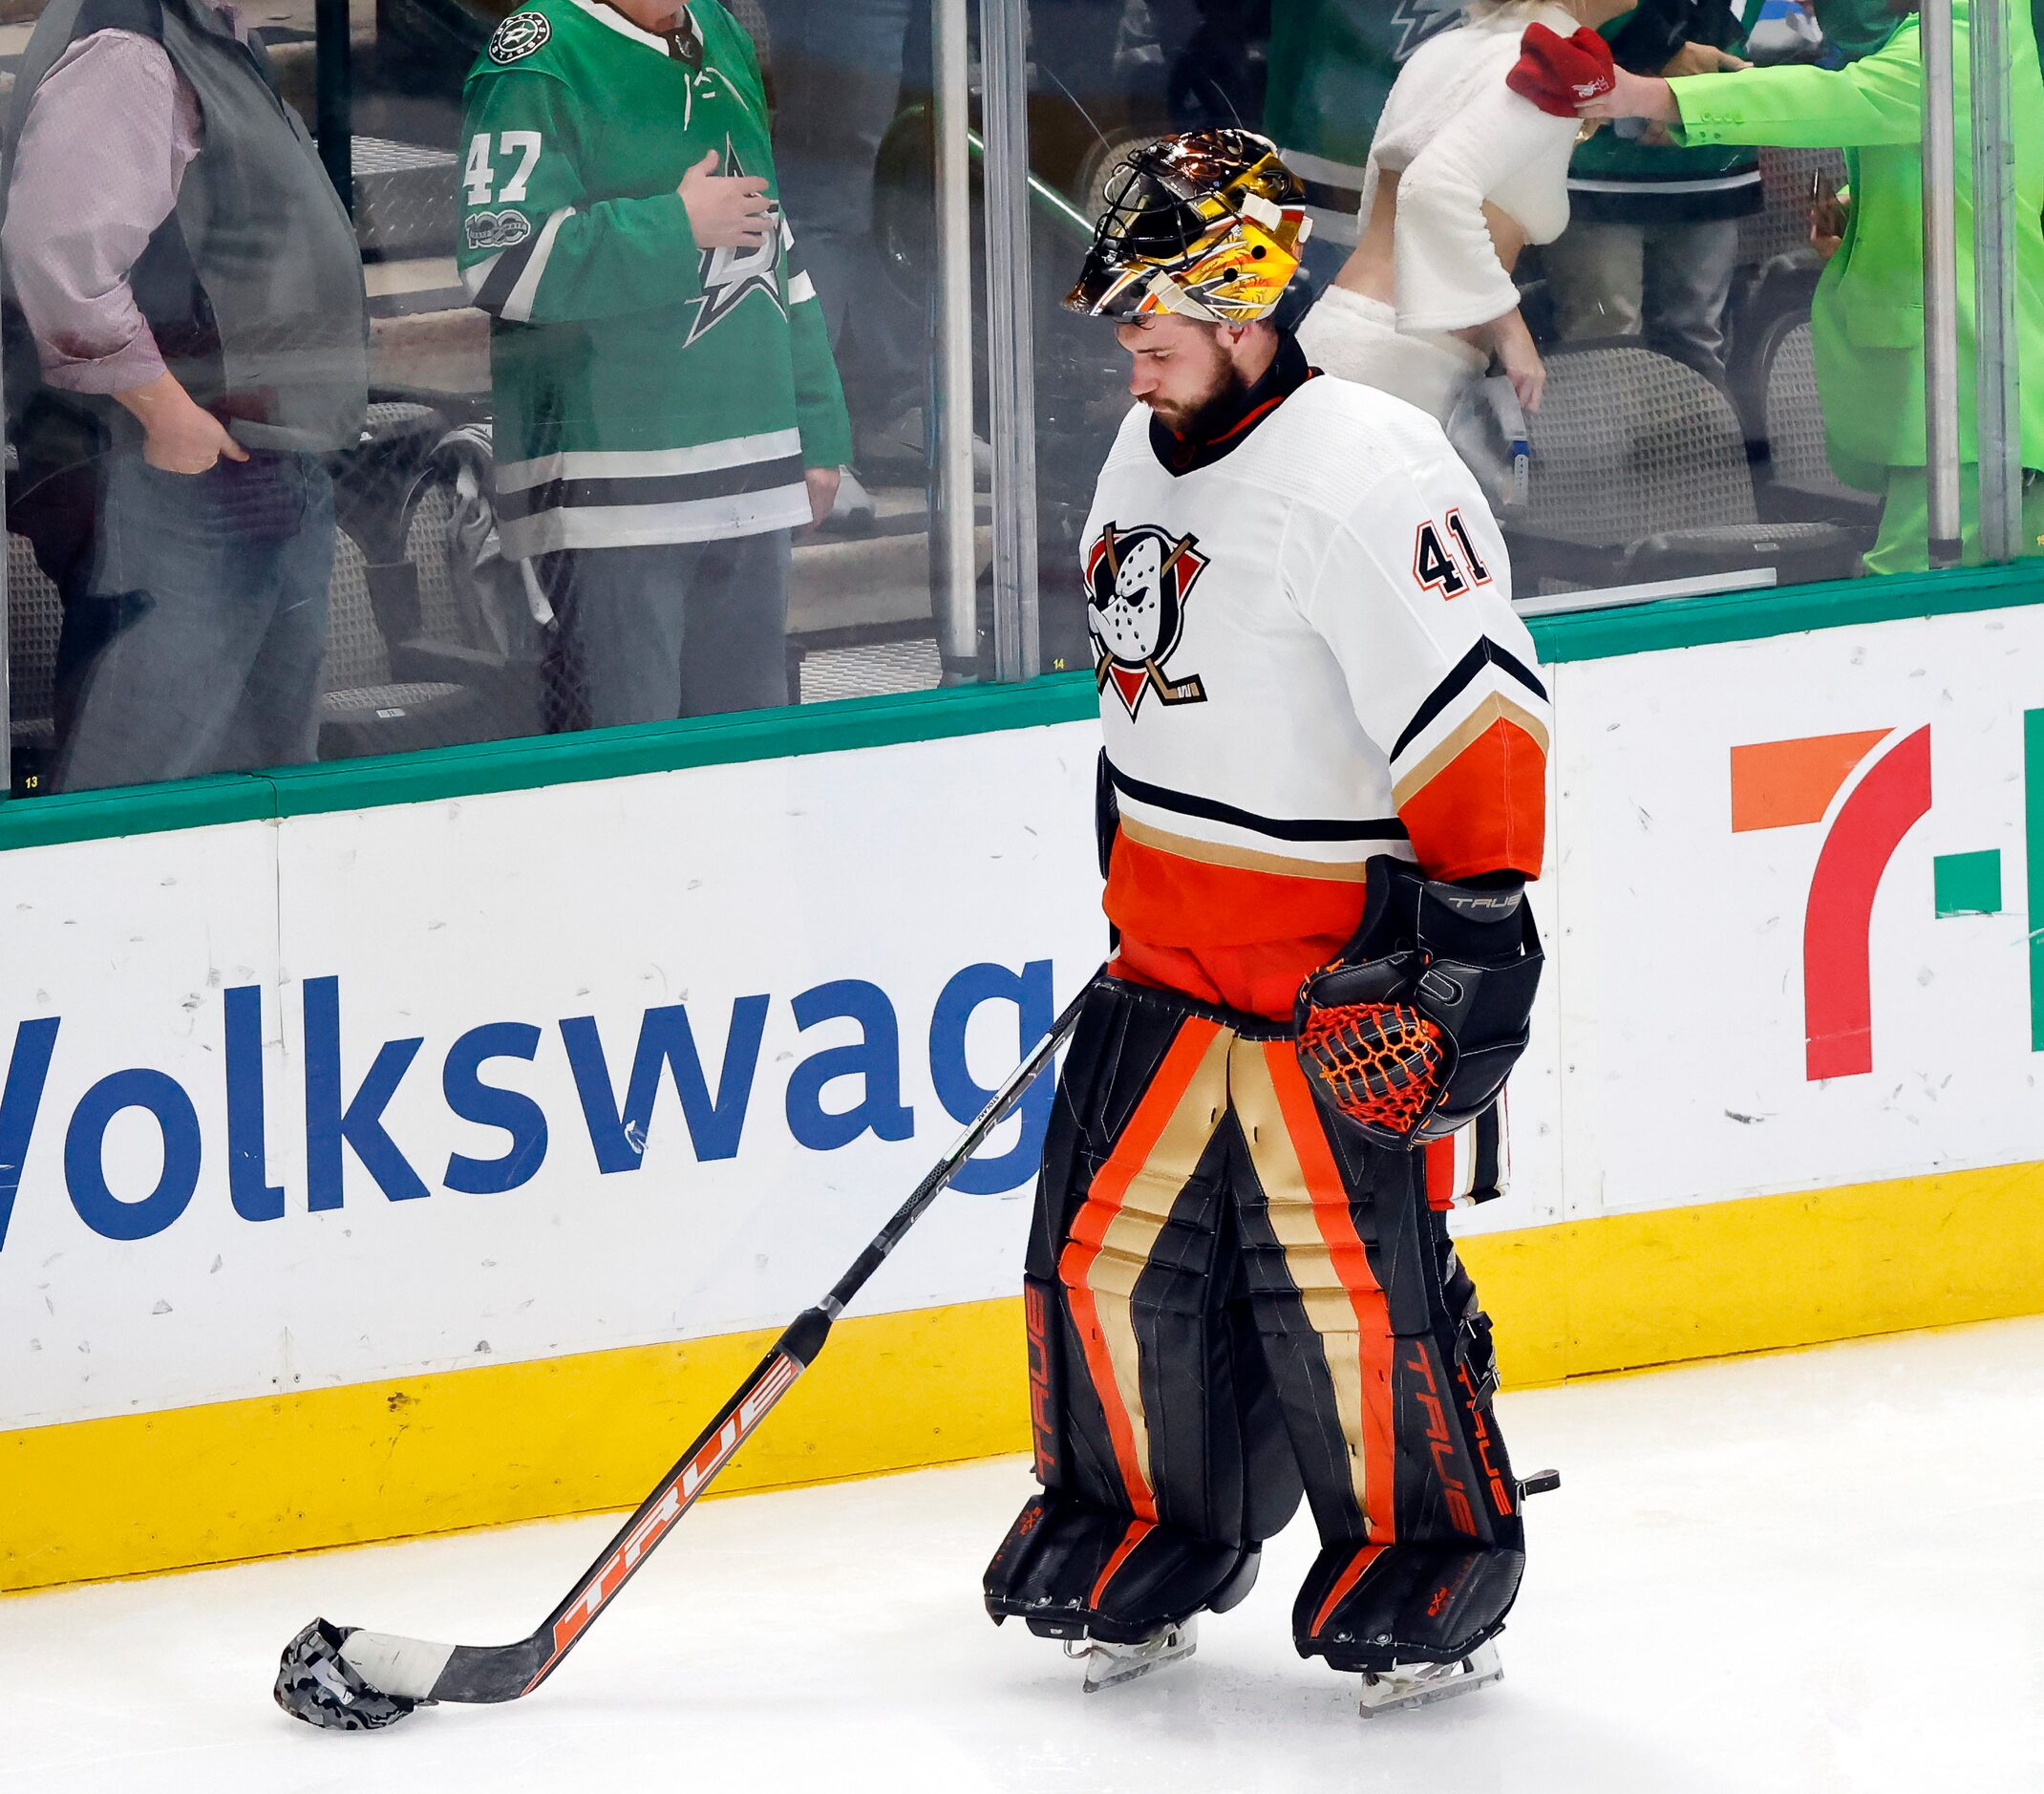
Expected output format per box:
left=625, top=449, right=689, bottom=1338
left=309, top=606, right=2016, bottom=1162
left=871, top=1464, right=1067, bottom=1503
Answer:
left=488, top=11, right=551, bottom=61
left=465, top=209, right=534, bottom=250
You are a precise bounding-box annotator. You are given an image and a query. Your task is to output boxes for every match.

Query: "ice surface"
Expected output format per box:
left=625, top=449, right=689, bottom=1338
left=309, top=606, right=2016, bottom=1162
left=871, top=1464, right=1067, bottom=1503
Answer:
left=5, top=1318, right=2042, bottom=1794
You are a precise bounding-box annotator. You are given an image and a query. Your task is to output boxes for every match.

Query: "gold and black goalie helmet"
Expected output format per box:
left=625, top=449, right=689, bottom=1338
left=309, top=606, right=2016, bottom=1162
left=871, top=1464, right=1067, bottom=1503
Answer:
left=1065, top=128, right=1312, bottom=326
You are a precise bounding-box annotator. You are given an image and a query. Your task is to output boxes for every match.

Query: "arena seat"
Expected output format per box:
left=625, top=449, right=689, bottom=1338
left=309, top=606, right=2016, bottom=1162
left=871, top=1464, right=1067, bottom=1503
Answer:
left=1732, top=310, right=1884, bottom=538
left=1501, top=340, right=1864, bottom=595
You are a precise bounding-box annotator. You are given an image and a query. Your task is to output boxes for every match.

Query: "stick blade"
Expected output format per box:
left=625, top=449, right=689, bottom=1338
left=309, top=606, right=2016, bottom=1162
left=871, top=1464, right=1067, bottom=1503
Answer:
left=274, top=1618, right=422, bottom=1732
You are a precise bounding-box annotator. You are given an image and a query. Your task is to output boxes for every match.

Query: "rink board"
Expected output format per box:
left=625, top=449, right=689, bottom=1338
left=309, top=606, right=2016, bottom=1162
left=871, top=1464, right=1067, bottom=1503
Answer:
left=5, top=579, right=2044, bottom=1590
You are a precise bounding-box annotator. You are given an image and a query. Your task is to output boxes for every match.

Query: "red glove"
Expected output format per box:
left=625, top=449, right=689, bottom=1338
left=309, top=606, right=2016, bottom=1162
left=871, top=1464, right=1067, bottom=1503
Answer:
left=1505, top=22, right=1616, bottom=116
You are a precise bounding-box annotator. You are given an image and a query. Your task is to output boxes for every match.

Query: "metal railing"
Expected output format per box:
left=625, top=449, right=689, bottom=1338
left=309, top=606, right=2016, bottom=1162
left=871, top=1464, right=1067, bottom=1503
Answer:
left=928, top=0, right=978, bottom=677
left=1920, top=0, right=1965, bottom=566
left=1969, top=0, right=2025, bottom=563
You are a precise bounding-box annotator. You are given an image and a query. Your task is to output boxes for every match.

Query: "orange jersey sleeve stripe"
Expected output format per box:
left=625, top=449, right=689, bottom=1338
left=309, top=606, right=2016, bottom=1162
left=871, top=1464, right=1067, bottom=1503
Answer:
left=1395, top=715, right=1547, bottom=883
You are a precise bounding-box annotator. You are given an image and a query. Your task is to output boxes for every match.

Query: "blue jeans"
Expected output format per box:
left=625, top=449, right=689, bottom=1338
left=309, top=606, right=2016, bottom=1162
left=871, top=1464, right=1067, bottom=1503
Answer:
left=54, top=450, right=333, bottom=793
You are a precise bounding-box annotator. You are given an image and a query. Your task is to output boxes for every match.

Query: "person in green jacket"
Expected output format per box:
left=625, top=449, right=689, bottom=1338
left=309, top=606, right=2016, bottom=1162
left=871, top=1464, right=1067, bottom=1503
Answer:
left=1581, top=0, right=2044, bottom=573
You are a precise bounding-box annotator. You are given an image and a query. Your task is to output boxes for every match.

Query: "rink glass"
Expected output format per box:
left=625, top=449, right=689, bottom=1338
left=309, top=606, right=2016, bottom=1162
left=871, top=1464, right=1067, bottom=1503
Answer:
left=0, top=0, right=2033, bottom=807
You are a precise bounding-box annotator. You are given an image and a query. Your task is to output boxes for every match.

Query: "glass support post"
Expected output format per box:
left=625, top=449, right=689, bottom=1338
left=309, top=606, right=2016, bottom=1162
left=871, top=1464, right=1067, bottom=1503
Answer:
left=979, top=0, right=1041, bottom=681
left=930, top=0, right=979, bottom=676
left=1919, top=0, right=1964, bottom=567
left=1969, top=0, right=2022, bottom=563
left=0, top=293, right=10, bottom=802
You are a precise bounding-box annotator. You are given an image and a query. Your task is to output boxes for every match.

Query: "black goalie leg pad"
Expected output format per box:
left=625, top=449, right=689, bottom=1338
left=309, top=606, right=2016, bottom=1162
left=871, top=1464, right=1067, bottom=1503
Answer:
left=273, top=1618, right=421, bottom=1731
left=1292, top=1542, right=1524, bottom=1673
left=984, top=1492, right=1261, bottom=1644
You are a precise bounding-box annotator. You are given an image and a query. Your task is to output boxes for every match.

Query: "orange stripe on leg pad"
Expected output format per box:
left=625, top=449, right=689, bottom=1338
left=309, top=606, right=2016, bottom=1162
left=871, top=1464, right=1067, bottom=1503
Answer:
left=1059, top=1277, right=1156, bottom=1522
left=1266, top=1047, right=1399, bottom=1547
left=1310, top=1543, right=1386, bottom=1637
left=1424, top=1136, right=1457, bottom=1213
left=1057, top=1018, right=1226, bottom=1524
left=1090, top=1519, right=1155, bottom=1609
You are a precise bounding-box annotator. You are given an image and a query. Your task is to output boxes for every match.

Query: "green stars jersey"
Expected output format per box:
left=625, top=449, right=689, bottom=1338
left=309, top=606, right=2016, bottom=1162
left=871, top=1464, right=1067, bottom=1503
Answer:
left=1265, top=0, right=1460, bottom=246
left=458, top=0, right=851, bottom=557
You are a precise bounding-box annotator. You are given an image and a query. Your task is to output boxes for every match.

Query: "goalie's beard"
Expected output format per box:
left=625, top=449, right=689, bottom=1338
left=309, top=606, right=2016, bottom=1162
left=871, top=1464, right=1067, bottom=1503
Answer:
left=1143, top=358, right=1255, bottom=441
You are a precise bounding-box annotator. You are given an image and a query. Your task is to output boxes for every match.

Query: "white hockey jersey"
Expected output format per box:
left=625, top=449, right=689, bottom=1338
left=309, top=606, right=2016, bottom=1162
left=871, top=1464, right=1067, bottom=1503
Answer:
left=1085, top=351, right=1550, bottom=1025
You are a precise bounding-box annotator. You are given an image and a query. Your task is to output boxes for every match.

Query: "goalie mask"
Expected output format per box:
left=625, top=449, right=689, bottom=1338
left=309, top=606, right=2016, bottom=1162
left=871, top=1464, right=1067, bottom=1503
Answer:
left=1066, top=129, right=1312, bottom=326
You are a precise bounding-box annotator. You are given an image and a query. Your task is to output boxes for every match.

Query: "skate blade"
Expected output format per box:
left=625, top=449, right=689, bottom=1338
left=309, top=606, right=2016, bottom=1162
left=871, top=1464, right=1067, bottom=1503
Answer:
left=1074, top=1617, right=1199, bottom=1693
left=1356, top=1638, right=1502, bottom=1718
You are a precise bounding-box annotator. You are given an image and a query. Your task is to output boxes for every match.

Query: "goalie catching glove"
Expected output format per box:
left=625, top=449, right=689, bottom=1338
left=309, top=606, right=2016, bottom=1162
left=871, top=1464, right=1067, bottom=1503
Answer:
left=1294, top=859, right=1543, bottom=1147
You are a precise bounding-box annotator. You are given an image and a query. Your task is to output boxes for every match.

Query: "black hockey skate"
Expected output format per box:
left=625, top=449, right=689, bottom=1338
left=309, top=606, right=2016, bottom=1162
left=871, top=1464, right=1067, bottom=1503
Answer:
left=987, top=1493, right=1261, bottom=1690
left=1306, top=1469, right=1559, bottom=1717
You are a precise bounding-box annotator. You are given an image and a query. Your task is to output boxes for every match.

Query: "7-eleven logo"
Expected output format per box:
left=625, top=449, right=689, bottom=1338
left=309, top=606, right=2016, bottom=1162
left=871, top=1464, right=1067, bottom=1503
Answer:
left=1732, top=715, right=2044, bottom=1081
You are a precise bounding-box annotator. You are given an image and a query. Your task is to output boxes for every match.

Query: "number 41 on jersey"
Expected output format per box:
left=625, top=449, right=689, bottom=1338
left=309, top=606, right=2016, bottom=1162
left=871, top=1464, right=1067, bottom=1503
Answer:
left=1414, top=509, right=1492, bottom=599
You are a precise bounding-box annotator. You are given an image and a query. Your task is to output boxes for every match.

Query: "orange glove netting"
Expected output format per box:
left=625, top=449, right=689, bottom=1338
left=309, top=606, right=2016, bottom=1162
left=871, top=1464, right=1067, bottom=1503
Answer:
left=1295, top=1000, right=1448, bottom=1136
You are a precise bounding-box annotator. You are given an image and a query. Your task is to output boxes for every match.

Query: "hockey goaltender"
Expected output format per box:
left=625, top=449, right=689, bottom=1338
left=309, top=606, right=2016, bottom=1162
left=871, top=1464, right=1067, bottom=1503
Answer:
left=979, top=129, right=1558, bottom=1716
left=270, top=125, right=1561, bottom=1741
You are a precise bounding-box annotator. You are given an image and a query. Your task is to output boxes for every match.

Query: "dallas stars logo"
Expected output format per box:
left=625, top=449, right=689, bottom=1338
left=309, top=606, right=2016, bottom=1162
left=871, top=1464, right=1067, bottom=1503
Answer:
left=488, top=11, right=550, bottom=63
left=1085, top=523, right=1210, bottom=719
left=1389, top=0, right=1458, bottom=62
left=683, top=143, right=787, bottom=348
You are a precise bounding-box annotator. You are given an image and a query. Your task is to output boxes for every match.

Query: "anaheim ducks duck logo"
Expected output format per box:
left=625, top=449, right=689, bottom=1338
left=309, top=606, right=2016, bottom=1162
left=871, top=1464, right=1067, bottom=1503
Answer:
left=1086, top=522, right=1209, bottom=718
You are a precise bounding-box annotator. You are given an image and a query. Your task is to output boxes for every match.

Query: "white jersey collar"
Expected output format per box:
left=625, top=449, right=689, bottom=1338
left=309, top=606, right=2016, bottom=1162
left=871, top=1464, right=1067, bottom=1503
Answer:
left=567, top=0, right=692, bottom=56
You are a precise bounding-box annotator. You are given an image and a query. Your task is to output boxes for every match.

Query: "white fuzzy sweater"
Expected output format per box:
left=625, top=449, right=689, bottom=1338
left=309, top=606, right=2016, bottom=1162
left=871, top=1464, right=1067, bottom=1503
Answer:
left=1360, top=1, right=1587, bottom=332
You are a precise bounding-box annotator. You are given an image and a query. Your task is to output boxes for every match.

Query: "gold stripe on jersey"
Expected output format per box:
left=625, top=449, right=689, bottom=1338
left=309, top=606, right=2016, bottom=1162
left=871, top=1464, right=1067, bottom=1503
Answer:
left=1391, top=691, right=1552, bottom=812
left=1116, top=813, right=1375, bottom=884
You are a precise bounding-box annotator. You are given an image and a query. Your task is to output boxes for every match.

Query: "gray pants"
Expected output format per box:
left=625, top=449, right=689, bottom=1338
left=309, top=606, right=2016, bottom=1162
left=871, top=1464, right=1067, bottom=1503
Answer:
left=1544, top=217, right=1742, bottom=381
left=54, top=450, right=332, bottom=793
left=759, top=0, right=924, bottom=429
left=541, top=530, right=792, bottom=728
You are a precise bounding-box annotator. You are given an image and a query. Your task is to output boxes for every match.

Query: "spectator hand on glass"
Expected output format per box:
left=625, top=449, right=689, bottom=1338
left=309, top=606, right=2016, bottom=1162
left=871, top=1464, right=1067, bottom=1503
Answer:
left=679, top=149, right=774, bottom=249
left=1577, top=64, right=1681, bottom=124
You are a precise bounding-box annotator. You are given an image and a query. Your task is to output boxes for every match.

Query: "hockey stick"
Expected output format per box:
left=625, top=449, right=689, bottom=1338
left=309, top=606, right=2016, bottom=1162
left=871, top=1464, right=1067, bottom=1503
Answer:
left=276, top=977, right=1095, bottom=1731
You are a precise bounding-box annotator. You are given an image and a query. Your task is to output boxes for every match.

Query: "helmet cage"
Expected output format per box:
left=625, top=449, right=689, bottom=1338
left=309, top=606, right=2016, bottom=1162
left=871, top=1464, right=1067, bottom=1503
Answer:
left=1066, top=129, right=1311, bottom=326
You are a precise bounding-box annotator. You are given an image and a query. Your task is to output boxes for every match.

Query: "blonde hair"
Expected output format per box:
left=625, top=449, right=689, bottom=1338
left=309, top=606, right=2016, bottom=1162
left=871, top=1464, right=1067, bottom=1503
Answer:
left=1460, top=0, right=1560, bottom=21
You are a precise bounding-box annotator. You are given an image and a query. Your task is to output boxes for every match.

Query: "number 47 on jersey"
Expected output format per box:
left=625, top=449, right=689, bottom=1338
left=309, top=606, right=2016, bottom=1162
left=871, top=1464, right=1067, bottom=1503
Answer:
left=465, top=131, right=543, bottom=205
